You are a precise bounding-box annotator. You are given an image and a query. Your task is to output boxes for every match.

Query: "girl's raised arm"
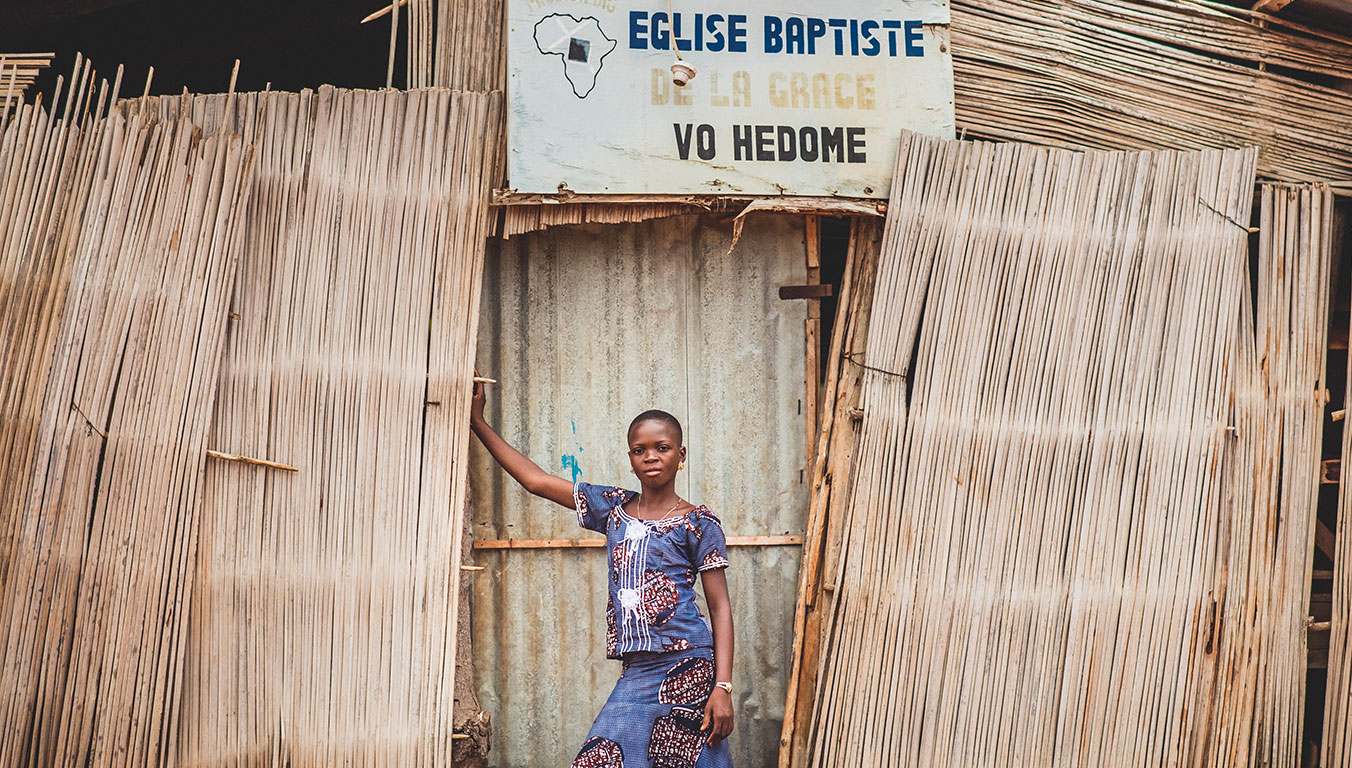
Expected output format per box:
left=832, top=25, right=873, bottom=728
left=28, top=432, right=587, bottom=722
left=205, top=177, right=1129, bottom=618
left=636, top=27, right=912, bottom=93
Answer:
left=469, top=377, right=576, bottom=509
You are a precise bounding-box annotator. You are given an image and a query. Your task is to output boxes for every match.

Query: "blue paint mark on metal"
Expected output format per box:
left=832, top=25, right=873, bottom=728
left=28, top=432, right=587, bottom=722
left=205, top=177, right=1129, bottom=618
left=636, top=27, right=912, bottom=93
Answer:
left=559, top=419, right=585, bottom=482
left=561, top=454, right=582, bottom=483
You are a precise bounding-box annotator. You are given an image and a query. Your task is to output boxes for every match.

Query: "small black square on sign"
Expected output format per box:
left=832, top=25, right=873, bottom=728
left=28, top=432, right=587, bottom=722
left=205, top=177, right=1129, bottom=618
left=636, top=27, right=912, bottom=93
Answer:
left=568, top=38, right=590, bottom=62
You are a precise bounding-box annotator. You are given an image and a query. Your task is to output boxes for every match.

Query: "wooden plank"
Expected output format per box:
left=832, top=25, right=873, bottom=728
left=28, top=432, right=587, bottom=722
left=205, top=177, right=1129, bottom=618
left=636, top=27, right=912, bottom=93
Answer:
left=472, top=535, right=804, bottom=550
left=492, top=189, right=890, bottom=211
left=805, top=215, right=822, bottom=475
left=780, top=284, right=834, bottom=300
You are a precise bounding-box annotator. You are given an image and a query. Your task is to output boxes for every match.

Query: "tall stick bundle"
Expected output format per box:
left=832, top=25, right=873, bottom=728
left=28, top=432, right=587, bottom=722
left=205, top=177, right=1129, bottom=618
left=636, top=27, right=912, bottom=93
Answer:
left=428, top=0, right=505, bottom=91
left=803, top=131, right=1282, bottom=766
left=124, top=86, right=502, bottom=766
left=951, top=0, right=1352, bottom=182
left=1247, top=183, right=1333, bottom=765
left=0, top=60, right=255, bottom=765
left=0, top=53, right=55, bottom=117
left=1324, top=202, right=1352, bottom=768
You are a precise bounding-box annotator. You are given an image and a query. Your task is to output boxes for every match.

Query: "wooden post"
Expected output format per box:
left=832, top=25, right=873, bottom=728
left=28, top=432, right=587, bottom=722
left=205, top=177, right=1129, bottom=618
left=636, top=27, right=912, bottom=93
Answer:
left=805, top=215, right=821, bottom=474
left=780, top=217, right=880, bottom=768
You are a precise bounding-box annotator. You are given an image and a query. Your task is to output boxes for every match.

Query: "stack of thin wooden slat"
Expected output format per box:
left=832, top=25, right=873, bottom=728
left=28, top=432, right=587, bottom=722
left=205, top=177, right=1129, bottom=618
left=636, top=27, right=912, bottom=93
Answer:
left=951, top=0, right=1352, bottom=182
left=121, top=86, right=502, bottom=766
left=430, top=0, right=504, bottom=91
left=1246, top=183, right=1333, bottom=766
left=0, top=53, right=54, bottom=116
left=1324, top=202, right=1352, bottom=768
left=1199, top=182, right=1334, bottom=766
left=0, top=58, right=255, bottom=766
left=797, top=132, right=1284, bottom=766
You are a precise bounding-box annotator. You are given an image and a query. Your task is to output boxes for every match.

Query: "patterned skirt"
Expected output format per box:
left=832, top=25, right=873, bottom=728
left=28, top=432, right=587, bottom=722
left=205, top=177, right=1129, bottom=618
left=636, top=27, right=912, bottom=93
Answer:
left=572, top=647, right=734, bottom=768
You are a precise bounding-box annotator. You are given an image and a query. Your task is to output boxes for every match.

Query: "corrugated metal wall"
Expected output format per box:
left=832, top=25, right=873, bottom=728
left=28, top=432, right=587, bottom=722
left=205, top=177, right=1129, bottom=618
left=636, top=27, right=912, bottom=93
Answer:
left=471, top=213, right=808, bottom=767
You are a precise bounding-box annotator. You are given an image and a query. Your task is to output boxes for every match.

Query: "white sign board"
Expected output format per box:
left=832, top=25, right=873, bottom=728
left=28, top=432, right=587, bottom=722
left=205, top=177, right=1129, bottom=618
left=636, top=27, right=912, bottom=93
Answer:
left=508, top=1, right=954, bottom=198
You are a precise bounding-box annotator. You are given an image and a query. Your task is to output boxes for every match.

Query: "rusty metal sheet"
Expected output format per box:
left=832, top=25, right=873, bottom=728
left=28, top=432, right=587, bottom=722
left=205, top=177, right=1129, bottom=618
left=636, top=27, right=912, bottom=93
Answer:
left=471, top=213, right=808, bottom=767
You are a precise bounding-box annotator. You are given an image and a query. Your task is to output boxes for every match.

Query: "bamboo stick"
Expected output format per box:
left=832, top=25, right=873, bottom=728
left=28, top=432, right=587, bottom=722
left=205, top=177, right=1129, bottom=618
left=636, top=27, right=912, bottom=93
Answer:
left=361, top=0, right=408, bottom=24
left=204, top=449, right=298, bottom=472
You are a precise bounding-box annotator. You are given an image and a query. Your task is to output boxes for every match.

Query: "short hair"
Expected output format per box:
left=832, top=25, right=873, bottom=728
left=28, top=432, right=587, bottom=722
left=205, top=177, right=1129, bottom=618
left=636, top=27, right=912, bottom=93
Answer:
left=628, top=409, right=683, bottom=445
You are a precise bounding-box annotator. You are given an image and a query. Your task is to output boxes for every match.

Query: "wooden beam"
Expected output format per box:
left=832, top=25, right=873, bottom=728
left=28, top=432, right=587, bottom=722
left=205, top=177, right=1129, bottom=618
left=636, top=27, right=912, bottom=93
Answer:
left=491, top=189, right=889, bottom=212
left=780, top=284, right=834, bottom=300
left=1252, top=0, right=1300, bottom=13
left=472, top=534, right=804, bottom=550
left=1316, top=519, right=1337, bottom=561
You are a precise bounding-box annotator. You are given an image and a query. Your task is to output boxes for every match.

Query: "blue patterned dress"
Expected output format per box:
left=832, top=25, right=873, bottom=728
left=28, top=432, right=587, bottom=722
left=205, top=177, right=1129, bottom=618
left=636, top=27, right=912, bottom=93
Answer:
left=570, top=482, right=734, bottom=768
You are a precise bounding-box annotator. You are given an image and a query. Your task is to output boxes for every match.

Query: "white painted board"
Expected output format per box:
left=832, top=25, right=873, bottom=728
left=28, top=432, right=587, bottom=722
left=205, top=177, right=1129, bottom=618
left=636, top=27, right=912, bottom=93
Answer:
left=508, top=1, right=954, bottom=198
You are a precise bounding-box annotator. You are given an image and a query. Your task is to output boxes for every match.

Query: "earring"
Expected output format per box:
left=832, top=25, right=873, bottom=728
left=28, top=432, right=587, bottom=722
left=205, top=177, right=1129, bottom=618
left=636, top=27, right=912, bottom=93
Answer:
left=678, top=461, right=685, bottom=471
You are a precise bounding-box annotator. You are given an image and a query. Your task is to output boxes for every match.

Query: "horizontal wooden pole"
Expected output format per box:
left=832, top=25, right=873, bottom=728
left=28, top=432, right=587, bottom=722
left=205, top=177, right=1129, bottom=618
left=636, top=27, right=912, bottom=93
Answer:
left=473, top=534, right=803, bottom=550
left=206, top=449, right=298, bottom=472
left=490, top=189, right=888, bottom=212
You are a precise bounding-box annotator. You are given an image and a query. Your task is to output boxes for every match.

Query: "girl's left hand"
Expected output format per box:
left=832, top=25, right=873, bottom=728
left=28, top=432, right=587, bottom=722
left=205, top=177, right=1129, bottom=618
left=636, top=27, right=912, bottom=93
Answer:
left=702, top=687, right=734, bottom=746
left=469, top=368, right=487, bottom=424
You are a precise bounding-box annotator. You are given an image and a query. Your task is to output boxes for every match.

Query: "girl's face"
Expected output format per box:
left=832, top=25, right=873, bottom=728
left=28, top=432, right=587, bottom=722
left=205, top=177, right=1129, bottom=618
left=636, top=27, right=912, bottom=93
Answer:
left=627, top=419, right=686, bottom=488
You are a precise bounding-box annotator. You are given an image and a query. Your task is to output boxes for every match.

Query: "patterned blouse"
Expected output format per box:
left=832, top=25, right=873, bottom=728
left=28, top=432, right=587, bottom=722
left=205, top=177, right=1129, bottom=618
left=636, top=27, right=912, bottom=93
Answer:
left=574, top=482, right=730, bottom=659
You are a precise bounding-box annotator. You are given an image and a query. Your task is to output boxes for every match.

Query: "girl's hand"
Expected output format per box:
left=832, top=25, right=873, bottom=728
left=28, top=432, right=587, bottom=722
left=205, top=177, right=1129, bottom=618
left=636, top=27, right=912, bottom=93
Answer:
left=470, top=368, right=487, bottom=424
left=465, top=370, right=574, bottom=509
left=701, top=687, right=733, bottom=746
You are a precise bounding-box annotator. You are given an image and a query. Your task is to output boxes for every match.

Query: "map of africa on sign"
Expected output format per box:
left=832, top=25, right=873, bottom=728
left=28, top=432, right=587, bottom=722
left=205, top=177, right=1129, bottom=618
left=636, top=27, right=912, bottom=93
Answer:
left=534, top=14, right=617, bottom=98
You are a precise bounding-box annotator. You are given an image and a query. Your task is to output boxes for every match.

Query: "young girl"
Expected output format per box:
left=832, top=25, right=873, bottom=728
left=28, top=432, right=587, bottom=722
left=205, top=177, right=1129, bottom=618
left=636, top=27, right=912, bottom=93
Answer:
left=470, top=381, right=735, bottom=768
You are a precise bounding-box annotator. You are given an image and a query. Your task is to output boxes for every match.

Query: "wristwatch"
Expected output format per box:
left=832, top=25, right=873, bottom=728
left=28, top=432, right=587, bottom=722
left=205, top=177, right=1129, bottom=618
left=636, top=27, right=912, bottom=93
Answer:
left=715, top=681, right=733, bottom=694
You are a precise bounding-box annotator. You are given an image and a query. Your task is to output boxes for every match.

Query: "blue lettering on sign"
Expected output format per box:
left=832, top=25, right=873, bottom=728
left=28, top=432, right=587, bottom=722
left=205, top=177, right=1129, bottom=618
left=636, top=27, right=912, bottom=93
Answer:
left=728, top=14, right=748, bottom=52
left=628, top=12, right=748, bottom=53
left=628, top=12, right=929, bottom=57
left=630, top=10, right=648, bottom=49
left=903, top=20, right=924, bottom=56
